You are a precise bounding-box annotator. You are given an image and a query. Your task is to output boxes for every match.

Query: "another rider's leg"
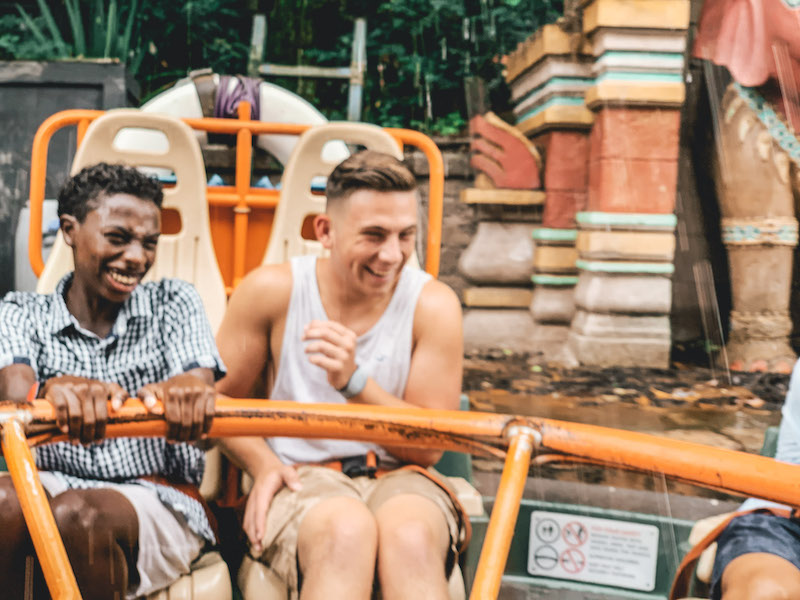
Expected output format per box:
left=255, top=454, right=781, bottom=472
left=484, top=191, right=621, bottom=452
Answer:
left=374, top=493, right=451, bottom=600
left=0, top=475, right=41, bottom=598
left=296, top=496, right=377, bottom=600
left=720, top=553, right=800, bottom=600
left=51, top=488, right=139, bottom=600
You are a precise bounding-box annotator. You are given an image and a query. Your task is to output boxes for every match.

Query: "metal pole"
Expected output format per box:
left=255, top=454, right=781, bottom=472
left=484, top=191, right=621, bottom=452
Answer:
left=247, top=14, right=267, bottom=78
left=470, top=427, right=538, bottom=599
left=347, top=18, right=367, bottom=121
left=2, top=419, right=81, bottom=599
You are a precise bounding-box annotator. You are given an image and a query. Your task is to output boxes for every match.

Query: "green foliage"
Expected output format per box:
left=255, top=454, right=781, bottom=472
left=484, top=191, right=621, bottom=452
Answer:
left=0, top=0, right=250, bottom=96
left=268, top=0, right=563, bottom=132
left=7, top=0, right=144, bottom=71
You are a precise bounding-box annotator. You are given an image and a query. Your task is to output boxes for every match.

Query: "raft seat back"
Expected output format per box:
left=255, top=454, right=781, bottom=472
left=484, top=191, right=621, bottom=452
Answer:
left=261, top=121, right=419, bottom=269
left=35, top=109, right=228, bottom=334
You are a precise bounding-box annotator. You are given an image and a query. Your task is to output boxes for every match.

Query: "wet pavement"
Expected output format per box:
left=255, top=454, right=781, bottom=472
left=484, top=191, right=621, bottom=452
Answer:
left=463, top=356, right=788, bottom=516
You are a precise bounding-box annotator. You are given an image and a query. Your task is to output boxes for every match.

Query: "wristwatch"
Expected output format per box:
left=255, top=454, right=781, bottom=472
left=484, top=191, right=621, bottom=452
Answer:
left=338, top=365, right=368, bottom=398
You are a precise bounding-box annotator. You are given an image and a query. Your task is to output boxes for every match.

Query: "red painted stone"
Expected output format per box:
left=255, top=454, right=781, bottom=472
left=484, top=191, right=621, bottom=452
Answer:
left=543, top=131, right=590, bottom=192
left=587, top=157, right=678, bottom=213
left=543, top=190, right=587, bottom=228
left=590, top=107, right=681, bottom=161
left=470, top=114, right=542, bottom=189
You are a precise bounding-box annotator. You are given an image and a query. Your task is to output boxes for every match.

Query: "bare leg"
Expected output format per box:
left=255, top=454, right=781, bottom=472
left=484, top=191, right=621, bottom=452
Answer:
left=51, top=488, right=139, bottom=600
left=0, top=476, right=40, bottom=598
left=297, top=496, right=377, bottom=600
left=721, top=552, right=800, bottom=600
left=374, top=494, right=451, bottom=600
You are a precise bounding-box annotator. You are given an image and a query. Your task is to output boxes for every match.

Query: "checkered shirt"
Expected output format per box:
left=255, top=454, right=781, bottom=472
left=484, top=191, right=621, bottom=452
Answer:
left=0, top=274, right=226, bottom=543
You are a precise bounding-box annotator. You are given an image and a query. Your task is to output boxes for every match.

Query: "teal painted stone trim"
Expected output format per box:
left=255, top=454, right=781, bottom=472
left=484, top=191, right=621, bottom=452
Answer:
left=722, top=223, right=799, bottom=245
left=532, top=274, right=580, bottom=286
left=576, top=212, right=677, bottom=228
left=598, top=50, right=685, bottom=62
left=735, top=83, right=800, bottom=165
left=576, top=259, right=675, bottom=274
left=516, top=96, right=587, bottom=123
left=515, top=77, right=595, bottom=106
left=595, top=71, right=683, bottom=84
left=532, top=228, right=578, bottom=242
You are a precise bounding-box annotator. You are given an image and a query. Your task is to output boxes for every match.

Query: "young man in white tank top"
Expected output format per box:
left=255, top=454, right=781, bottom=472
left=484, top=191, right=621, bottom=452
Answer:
left=217, top=150, right=466, bottom=599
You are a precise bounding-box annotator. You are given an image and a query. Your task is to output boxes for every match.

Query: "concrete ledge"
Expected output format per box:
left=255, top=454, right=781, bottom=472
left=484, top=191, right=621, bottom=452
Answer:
left=530, top=286, right=576, bottom=323
left=571, top=310, right=671, bottom=339
left=459, top=222, right=536, bottom=285
left=568, top=330, right=670, bottom=368
left=517, top=104, right=595, bottom=136
left=577, top=230, right=676, bottom=261
left=463, top=287, right=533, bottom=308
left=585, top=80, right=686, bottom=109
left=463, top=309, right=537, bottom=354
left=574, top=272, right=672, bottom=313
left=533, top=245, right=579, bottom=272
left=505, top=24, right=593, bottom=84
left=460, top=188, right=546, bottom=205
left=582, top=0, right=691, bottom=35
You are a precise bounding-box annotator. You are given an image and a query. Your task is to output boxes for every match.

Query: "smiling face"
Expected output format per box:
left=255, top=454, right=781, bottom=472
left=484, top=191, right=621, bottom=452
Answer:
left=61, top=192, right=161, bottom=304
left=317, top=188, right=418, bottom=297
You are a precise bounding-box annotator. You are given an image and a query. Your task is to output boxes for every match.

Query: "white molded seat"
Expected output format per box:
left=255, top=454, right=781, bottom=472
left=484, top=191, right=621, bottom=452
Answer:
left=36, top=109, right=227, bottom=334
left=261, top=121, right=415, bottom=266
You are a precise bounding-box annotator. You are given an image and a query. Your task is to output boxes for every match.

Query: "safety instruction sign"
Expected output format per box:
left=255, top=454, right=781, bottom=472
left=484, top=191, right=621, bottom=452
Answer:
left=527, top=511, right=659, bottom=591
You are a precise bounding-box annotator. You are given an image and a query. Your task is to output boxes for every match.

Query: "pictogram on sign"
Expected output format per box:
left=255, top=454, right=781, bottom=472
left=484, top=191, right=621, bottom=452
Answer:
left=562, top=521, right=588, bottom=547
left=559, top=548, right=586, bottom=574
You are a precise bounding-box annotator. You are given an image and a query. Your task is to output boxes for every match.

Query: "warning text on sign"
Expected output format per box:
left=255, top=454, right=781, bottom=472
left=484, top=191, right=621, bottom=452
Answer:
left=527, top=511, right=659, bottom=591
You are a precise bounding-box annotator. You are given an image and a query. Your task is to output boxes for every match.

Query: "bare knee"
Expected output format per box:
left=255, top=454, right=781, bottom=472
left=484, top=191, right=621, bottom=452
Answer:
left=51, top=490, right=102, bottom=556
left=379, top=516, right=441, bottom=560
left=722, top=554, right=800, bottom=600
left=298, top=497, right=377, bottom=567
left=723, top=574, right=800, bottom=600
left=0, top=476, right=24, bottom=526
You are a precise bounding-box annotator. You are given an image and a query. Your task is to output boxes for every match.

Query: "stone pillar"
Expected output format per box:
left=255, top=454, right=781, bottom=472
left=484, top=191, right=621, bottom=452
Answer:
left=499, top=24, right=594, bottom=361
left=565, top=0, right=690, bottom=367
left=569, top=212, right=677, bottom=367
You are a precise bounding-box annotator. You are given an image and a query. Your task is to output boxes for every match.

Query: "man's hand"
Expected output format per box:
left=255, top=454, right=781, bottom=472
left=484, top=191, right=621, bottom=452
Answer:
left=244, top=465, right=302, bottom=554
left=302, top=320, right=358, bottom=390
left=42, top=376, right=128, bottom=444
left=137, top=373, right=215, bottom=442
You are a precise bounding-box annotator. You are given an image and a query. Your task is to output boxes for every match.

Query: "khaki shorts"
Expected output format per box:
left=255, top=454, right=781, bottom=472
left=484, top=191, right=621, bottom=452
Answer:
left=254, top=465, right=467, bottom=595
left=38, top=472, right=205, bottom=599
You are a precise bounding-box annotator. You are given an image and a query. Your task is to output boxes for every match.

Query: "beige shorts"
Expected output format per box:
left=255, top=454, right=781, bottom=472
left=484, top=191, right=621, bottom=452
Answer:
left=254, top=465, right=467, bottom=595
left=38, top=472, right=205, bottom=599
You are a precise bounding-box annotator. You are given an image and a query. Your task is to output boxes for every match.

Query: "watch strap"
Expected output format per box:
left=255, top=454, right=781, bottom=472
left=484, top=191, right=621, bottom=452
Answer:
left=338, top=365, right=368, bottom=398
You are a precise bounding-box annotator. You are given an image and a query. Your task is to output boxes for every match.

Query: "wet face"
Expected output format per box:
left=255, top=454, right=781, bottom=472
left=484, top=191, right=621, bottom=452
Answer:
left=61, top=193, right=160, bottom=304
left=319, top=189, right=418, bottom=296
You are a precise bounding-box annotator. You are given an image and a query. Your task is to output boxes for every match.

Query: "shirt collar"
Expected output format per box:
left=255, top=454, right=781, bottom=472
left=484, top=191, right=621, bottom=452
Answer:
left=51, top=272, right=153, bottom=336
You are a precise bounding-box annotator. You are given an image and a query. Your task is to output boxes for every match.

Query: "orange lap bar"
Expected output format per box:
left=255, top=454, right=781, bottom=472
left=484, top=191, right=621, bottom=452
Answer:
left=1, top=419, right=80, bottom=599
left=27, top=109, right=445, bottom=286
left=6, top=399, right=800, bottom=600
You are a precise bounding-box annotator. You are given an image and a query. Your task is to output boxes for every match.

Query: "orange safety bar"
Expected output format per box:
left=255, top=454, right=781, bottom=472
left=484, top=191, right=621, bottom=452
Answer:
left=4, top=399, right=800, bottom=599
left=27, top=106, right=445, bottom=289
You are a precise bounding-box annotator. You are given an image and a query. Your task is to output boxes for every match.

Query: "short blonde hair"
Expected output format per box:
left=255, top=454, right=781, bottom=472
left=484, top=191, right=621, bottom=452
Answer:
left=325, top=150, right=416, bottom=209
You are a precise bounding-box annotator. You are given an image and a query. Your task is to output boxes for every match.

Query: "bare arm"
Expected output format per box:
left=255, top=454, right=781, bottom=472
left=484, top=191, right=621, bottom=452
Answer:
left=0, top=363, right=36, bottom=405
left=304, top=280, right=463, bottom=466
left=215, top=265, right=301, bottom=552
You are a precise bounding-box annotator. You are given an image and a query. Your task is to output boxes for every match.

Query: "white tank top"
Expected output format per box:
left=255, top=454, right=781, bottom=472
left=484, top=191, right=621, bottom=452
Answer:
left=268, top=255, right=432, bottom=465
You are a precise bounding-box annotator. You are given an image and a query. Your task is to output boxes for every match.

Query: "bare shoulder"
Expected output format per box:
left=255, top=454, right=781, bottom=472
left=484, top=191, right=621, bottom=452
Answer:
left=226, top=263, right=293, bottom=323
left=413, top=278, right=462, bottom=336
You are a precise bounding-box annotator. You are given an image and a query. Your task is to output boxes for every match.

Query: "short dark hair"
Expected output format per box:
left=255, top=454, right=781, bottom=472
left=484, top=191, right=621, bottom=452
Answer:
left=325, top=150, right=416, bottom=209
left=58, top=162, right=164, bottom=222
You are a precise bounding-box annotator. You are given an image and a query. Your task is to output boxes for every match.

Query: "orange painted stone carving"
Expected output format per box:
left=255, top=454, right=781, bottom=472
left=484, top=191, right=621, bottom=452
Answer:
left=469, top=112, right=542, bottom=189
